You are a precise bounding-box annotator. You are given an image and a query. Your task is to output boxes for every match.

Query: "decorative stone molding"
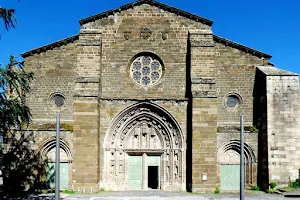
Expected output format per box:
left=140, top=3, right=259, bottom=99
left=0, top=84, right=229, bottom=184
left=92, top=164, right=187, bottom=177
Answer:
left=190, top=40, right=215, bottom=47
left=103, top=102, right=185, bottom=191
left=192, top=90, right=217, bottom=98
left=140, top=27, right=152, bottom=40
left=191, top=78, right=216, bottom=84
left=123, top=31, right=132, bottom=40
left=162, top=31, right=168, bottom=40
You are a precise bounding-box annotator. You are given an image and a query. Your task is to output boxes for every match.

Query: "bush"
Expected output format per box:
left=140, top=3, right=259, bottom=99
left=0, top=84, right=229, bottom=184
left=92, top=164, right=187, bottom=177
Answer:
left=251, top=185, right=260, bottom=191
left=214, top=187, right=220, bottom=194
left=266, top=189, right=273, bottom=193
left=62, top=189, right=75, bottom=194
left=270, top=182, right=277, bottom=189
left=291, top=181, right=300, bottom=188
left=296, top=178, right=300, bottom=183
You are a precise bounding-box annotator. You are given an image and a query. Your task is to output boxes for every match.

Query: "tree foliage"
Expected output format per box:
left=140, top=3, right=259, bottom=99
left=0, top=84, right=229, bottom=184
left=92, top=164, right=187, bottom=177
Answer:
left=0, top=3, right=47, bottom=197
left=0, top=56, right=34, bottom=134
left=0, top=2, right=34, bottom=134
left=0, top=6, right=16, bottom=30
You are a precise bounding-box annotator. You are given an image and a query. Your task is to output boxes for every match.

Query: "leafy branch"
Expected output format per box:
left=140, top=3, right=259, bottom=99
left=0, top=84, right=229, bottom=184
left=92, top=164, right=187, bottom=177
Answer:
left=0, top=6, right=16, bottom=30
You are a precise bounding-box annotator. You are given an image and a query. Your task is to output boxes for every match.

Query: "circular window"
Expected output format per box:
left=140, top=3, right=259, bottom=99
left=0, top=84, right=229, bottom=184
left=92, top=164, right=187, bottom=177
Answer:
left=130, top=56, right=163, bottom=86
left=224, top=93, right=242, bottom=110
left=50, top=93, right=66, bottom=108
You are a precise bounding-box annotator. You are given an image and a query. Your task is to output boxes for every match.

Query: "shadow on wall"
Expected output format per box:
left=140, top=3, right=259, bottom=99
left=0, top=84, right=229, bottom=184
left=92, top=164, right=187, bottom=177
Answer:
left=253, top=68, right=269, bottom=190
left=1, top=131, right=49, bottom=197
left=185, top=32, right=193, bottom=192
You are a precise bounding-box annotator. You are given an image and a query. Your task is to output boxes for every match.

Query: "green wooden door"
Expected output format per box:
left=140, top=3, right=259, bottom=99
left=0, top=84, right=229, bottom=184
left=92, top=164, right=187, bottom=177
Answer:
left=128, top=156, right=142, bottom=190
left=220, top=164, right=240, bottom=190
left=47, top=162, right=69, bottom=189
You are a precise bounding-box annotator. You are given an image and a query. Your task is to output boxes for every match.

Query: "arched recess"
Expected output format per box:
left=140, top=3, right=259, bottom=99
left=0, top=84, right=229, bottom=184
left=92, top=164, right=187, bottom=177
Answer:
left=38, top=137, right=72, bottom=162
left=38, top=138, right=72, bottom=189
left=218, top=140, right=257, bottom=190
left=103, top=102, right=185, bottom=191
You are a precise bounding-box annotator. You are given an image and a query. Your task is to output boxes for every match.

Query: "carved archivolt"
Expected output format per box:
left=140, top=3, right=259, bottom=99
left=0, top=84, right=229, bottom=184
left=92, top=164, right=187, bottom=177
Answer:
left=218, top=140, right=257, bottom=186
left=38, top=138, right=72, bottom=163
left=103, top=102, right=184, bottom=190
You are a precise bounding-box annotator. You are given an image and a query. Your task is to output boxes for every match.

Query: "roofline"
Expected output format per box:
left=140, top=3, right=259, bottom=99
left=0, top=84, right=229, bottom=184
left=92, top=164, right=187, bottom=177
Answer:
left=21, top=34, right=272, bottom=59
left=213, top=35, right=272, bottom=59
left=79, top=0, right=213, bottom=26
left=257, top=66, right=299, bottom=76
left=21, top=35, right=79, bottom=58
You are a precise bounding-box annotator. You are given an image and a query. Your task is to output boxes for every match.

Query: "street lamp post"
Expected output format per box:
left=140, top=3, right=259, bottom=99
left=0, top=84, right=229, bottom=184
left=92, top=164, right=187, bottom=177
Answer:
left=55, top=112, right=60, bottom=200
left=240, top=116, right=244, bottom=200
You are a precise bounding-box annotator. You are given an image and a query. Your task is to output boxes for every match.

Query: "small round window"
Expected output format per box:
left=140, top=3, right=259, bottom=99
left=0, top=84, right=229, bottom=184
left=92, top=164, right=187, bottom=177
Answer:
left=50, top=93, right=66, bottom=108
left=226, top=96, right=238, bottom=108
left=224, top=93, right=242, bottom=110
left=130, top=55, right=163, bottom=86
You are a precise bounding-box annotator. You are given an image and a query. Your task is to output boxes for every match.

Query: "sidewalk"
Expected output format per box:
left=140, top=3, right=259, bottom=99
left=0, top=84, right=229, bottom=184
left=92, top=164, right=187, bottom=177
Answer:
left=64, top=191, right=286, bottom=200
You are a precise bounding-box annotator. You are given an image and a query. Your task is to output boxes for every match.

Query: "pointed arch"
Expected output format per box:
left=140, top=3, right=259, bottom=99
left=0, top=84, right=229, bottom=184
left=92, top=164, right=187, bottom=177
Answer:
left=103, top=102, right=185, bottom=191
left=218, top=139, right=257, bottom=188
left=38, top=137, right=72, bottom=162
left=105, top=102, right=184, bottom=150
left=218, top=139, right=256, bottom=163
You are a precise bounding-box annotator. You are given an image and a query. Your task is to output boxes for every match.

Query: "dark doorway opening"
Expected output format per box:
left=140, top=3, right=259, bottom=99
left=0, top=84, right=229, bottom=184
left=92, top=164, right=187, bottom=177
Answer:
left=148, top=166, right=159, bottom=189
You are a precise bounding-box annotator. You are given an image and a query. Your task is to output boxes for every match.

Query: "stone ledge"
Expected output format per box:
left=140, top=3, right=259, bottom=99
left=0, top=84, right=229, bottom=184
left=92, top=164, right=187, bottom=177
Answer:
left=75, top=77, right=99, bottom=83
left=192, top=90, right=216, bottom=98
left=191, top=78, right=216, bottom=84
left=190, top=40, right=214, bottom=47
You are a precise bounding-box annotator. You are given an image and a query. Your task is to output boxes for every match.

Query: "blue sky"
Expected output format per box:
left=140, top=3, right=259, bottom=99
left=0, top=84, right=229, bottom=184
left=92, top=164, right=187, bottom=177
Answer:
left=0, top=0, right=299, bottom=73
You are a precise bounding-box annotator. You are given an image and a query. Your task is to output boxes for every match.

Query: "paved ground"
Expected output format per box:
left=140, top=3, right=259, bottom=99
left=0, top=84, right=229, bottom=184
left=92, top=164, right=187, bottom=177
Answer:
left=2, top=190, right=300, bottom=200
left=63, top=191, right=293, bottom=200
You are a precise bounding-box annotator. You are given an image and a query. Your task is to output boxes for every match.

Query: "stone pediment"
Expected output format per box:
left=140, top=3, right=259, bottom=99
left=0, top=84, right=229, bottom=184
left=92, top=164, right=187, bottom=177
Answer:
left=79, top=0, right=213, bottom=26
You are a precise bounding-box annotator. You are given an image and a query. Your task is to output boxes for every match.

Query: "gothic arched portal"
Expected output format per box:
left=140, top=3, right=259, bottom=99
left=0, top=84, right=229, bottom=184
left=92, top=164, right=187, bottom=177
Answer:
left=218, top=140, right=257, bottom=190
left=38, top=138, right=72, bottom=189
left=103, top=102, right=185, bottom=191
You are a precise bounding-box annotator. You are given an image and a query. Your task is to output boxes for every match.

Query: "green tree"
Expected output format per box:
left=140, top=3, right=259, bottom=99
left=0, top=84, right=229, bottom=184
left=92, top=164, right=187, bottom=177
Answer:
left=0, top=56, right=34, bottom=134
left=0, top=4, right=44, bottom=196
left=0, top=6, right=16, bottom=30
left=0, top=2, right=33, bottom=147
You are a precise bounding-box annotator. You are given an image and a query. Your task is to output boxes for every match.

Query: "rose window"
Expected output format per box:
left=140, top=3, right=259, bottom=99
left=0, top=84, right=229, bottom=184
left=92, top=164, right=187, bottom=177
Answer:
left=130, top=56, right=163, bottom=86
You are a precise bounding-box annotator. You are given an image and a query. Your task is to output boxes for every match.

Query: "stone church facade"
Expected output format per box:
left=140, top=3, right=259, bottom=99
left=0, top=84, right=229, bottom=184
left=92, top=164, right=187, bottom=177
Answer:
left=20, top=0, right=300, bottom=193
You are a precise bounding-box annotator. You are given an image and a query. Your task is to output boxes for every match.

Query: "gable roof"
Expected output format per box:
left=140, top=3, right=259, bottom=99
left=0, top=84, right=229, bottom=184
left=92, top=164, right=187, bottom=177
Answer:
left=21, top=35, right=79, bottom=58
left=21, top=34, right=272, bottom=60
left=79, top=0, right=213, bottom=26
left=213, top=35, right=272, bottom=59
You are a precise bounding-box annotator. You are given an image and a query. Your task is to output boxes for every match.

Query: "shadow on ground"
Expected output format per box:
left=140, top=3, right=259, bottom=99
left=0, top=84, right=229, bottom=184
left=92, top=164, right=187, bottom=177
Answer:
left=0, top=131, right=51, bottom=198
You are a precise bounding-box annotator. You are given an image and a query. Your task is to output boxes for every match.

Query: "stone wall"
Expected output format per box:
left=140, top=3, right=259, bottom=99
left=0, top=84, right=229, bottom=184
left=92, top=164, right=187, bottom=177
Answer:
left=189, top=29, right=218, bottom=193
left=215, top=42, right=264, bottom=127
left=24, top=41, right=78, bottom=124
left=264, top=71, right=300, bottom=185
left=81, top=4, right=210, bottom=100
left=72, top=29, right=101, bottom=191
